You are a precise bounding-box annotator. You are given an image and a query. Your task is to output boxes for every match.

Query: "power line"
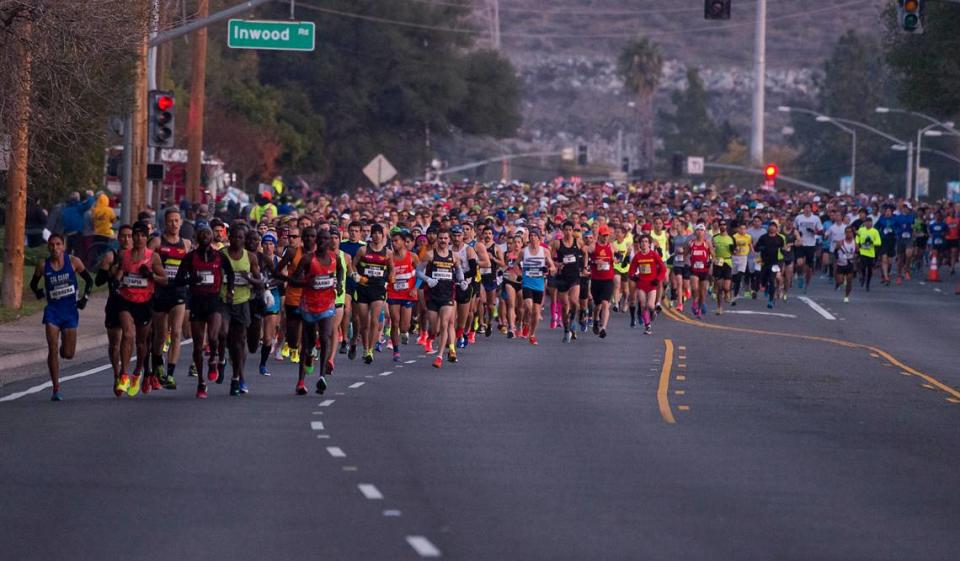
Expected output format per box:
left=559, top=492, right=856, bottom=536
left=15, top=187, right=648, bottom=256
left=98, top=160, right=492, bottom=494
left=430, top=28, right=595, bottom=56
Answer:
left=398, top=0, right=806, bottom=17
left=297, top=0, right=874, bottom=40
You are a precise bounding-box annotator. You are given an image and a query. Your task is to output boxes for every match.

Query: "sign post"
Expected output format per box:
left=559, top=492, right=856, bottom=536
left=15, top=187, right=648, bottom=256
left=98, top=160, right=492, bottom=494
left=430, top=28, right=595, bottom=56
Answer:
left=227, top=19, right=316, bottom=51
left=363, top=154, right=397, bottom=186
left=686, top=156, right=705, bottom=175
left=915, top=167, right=930, bottom=198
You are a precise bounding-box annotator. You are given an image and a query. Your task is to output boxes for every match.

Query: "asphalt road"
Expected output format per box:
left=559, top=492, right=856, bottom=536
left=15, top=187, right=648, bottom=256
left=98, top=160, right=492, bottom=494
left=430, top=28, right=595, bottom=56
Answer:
left=2, top=277, right=958, bottom=560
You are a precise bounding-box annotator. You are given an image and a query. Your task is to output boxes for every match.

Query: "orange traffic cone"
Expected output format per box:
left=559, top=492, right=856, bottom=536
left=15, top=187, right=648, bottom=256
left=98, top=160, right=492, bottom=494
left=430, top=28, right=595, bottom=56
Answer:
left=927, top=254, right=941, bottom=282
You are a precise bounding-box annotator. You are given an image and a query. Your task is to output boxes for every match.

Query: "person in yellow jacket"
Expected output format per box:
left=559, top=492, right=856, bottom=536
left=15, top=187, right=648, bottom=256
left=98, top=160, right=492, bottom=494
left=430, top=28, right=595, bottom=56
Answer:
left=91, top=193, right=116, bottom=238
left=249, top=191, right=278, bottom=224
left=856, top=216, right=881, bottom=292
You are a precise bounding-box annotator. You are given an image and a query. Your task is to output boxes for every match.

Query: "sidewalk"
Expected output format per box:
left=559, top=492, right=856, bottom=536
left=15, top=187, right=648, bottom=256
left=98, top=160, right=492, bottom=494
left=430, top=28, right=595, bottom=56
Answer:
left=0, top=293, right=109, bottom=386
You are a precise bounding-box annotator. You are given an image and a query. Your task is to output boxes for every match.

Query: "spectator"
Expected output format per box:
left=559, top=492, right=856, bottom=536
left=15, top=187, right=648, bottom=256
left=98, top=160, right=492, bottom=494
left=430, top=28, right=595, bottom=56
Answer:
left=248, top=191, right=278, bottom=223
left=91, top=193, right=116, bottom=238
left=60, top=190, right=95, bottom=255
left=25, top=197, right=48, bottom=247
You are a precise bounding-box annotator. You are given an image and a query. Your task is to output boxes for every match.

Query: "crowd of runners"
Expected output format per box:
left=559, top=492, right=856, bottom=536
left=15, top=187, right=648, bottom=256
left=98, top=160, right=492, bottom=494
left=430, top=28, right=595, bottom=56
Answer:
left=30, top=179, right=960, bottom=401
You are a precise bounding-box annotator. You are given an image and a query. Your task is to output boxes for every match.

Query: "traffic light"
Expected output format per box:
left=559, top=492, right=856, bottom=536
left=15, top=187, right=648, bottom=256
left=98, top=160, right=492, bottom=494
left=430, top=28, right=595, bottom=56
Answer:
left=672, top=153, right=685, bottom=177
left=148, top=90, right=175, bottom=148
left=577, top=144, right=588, bottom=166
left=764, top=163, right=778, bottom=187
left=704, top=0, right=731, bottom=20
left=621, top=157, right=630, bottom=173
left=897, top=0, right=924, bottom=33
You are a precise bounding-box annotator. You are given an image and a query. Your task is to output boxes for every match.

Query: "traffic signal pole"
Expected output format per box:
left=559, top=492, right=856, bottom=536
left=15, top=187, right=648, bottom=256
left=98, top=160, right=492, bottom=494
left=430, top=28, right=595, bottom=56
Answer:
left=749, top=0, right=767, bottom=168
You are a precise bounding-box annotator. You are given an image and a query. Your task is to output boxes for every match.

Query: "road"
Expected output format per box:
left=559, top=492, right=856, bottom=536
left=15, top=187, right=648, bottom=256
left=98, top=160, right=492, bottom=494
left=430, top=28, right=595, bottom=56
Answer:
left=2, top=278, right=958, bottom=560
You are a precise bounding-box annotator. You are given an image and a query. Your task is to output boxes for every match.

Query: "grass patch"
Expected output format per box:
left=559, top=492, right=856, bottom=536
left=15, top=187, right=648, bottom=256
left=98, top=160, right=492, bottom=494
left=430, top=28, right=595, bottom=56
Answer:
left=0, top=265, right=46, bottom=323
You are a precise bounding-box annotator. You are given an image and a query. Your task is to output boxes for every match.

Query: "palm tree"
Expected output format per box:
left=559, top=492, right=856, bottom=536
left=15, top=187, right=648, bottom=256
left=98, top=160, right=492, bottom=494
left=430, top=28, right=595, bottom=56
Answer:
left=617, top=37, right=663, bottom=176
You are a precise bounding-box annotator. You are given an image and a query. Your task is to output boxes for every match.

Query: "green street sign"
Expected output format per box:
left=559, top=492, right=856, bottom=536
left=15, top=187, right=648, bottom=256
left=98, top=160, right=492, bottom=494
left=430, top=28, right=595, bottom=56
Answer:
left=227, top=19, right=315, bottom=51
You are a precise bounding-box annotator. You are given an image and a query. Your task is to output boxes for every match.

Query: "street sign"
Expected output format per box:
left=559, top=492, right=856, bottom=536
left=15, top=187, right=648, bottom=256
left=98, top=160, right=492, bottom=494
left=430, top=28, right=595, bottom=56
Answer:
left=0, top=134, right=10, bottom=171
left=916, top=167, right=930, bottom=198
left=840, top=176, right=853, bottom=195
left=947, top=181, right=960, bottom=202
left=686, top=156, right=705, bottom=175
left=363, top=154, right=397, bottom=186
left=227, top=19, right=315, bottom=51
left=561, top=147, right=575, bottom=161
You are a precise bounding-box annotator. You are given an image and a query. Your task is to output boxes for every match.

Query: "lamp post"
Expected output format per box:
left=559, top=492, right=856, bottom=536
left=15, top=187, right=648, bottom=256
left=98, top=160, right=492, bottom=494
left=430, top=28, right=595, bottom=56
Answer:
left=875, top=107, right=957, bottom=201
left=778, top=106, right=857, bottom=194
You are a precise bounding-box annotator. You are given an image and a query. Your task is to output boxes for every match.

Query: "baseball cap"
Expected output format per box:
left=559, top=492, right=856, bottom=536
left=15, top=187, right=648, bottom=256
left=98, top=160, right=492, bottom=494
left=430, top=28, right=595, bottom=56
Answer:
left=597, top=224, right=611, bottom=236
left=261, top=232, right=278, bottom=244
left=450, top=225, right=464, bottom=234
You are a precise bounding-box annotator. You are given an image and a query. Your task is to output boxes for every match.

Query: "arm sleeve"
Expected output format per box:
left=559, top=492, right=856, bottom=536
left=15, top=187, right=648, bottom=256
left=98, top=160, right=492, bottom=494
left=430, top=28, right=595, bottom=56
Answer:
left=174, top=253, right=193, bottom=287
left=78, top=268, right=94, bottom=296
left=415, top=260, right=431, bottom=282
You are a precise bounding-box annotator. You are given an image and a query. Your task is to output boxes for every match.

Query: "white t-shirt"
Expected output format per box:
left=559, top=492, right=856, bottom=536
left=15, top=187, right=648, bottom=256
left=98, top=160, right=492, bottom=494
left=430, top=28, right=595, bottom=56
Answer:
left=827, top=223, right=847, bottom=250
left=794, top=214, right=823, bottom=247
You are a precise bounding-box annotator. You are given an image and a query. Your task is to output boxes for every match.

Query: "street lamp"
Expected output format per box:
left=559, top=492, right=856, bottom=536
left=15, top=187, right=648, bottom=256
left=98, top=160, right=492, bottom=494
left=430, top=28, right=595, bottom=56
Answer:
left=779, top=106, right=857, bottom=193
left=875, top=107, right=958, bottom=200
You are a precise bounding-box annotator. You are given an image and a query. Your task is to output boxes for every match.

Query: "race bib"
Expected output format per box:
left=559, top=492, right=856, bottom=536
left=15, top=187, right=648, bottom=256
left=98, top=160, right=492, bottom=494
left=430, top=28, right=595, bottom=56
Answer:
left=639, top=264, right=652, bottom=275
left=233, top=274, right=249, bottom=286
left=123, top=274, right=148, bottom=288
left=432, top=269, right=453, bottom=281
left=479, top=267, right=492, bottom=274
left=883, top=228, right=893, bottom=235
left=563, top=254, right=577, bottom=264
left=49, top=284, right=76, bottom=300
left=313, top=276, right=336, bottom=290
left=901, top=232, right=911, bottom=239
left=394, top=280, right=410, bottom=291
left=364, top=267, right=384, bottom=278
left=164, top=265, right=179, bottom=278
left=525, top=268, right=543, bottom=278
left=198, top=271, right=215, bottom=286
left=596, top=261, right=610, bottom=271
left=692, top=262, right=705, bottom=271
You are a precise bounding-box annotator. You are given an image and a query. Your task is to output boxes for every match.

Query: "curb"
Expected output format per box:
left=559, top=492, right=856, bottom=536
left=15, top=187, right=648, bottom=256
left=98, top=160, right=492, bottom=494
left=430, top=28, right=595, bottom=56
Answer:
left=0, top=333, right=109, bottom=387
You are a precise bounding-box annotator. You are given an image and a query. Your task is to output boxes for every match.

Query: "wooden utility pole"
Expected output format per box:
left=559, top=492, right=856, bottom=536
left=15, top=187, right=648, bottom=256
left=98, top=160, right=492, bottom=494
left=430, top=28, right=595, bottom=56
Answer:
left=131, top=34, right=149, bottom=215
left=3, top=16, right=33, bottom=310
left=186, top=0, right=209, bottom=204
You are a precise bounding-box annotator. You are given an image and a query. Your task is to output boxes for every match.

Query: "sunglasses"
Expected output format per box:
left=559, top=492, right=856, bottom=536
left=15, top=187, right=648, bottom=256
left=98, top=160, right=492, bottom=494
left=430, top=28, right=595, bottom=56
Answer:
left=288, top=235, right=300, bottom=239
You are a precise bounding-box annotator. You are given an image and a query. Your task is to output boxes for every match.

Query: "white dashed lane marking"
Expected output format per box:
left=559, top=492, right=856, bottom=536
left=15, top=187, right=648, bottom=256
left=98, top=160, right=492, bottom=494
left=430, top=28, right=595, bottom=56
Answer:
left=406, top=536, right=442, bottom=558
left=797, top=296, right=836, bottom=320
left=357, top=484, right=384, bottom=500
left=318, top=399, right=335, bottom=407
left=310, top=421, right=325, bottom=431
left=404, top=360, right=416, bottom=364
left=379, top=371, right=393, bottom=376
left=348, top=382, right=365, bottom=389
left=383, top=509, right=402, bottom=517
left=326, top=447, right=346, bottom=458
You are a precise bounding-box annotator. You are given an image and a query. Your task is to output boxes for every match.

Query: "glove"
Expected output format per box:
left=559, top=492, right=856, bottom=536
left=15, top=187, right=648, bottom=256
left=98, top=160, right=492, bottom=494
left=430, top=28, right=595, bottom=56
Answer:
left=350, top=272, right=360, bottom=283
left=33, top=288, right=44, bottom=300
left=139, top=264, right=152, bottom=277
left=459, top=280, right=470, bottom=291
left=77, top=295, right=89, bottom=310
left=426, top=277, right=439, bottom=288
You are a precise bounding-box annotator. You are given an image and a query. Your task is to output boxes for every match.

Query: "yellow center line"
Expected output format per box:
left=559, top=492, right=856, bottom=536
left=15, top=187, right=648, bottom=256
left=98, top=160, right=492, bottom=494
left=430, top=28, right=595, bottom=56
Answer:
left=660, top=306, right=960, bottom=401
left=656, top=339, right=676, bottom=424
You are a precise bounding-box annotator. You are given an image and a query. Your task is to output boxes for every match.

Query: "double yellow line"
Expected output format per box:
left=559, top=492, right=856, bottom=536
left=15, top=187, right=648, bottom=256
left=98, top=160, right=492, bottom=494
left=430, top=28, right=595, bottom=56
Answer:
left=658, top=305, right=960, bottom=402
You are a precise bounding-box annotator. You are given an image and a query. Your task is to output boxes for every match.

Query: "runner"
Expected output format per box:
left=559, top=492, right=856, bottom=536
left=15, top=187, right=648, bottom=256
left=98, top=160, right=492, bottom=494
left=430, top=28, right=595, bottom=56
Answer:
left=172, top=222, right=233, bottom=398
left=219, top=224, right=263, bottom=396
left=30, top=233, right=93, bottom=401
left=115, top=221, right=167, bottom=396
left=97, top=225, right=133, bottom=395
left=586, top=224, right=615, bottom=338
left=500, top=234, right=523, bottom=339
left=731, top=222, right=752, bottom=305
left=687, top=224, right=713, bottom=318
left=479, top=225, right=504, bottom=338
left=387, top=228, right=419, bottom=362
left=754, top=221, right=786, bottom=309
left=147, top=207, right=192, bottom=390
left=450, top=224, right=479, bottom=349
left=780, top=219, right=798, bottom=301
left=417, top=229, right=461, bottom=368
left=520, top=228, right=556, bottom=345
left=875, top=205, right=897, bottom=286
left=352, top=223, right=391, bottom=364
left=276, top=226, right=303, bottom=364
left=256, top=231, right=282, bottom=376
left=551, top=220, right=585, bottom=343
left=794, top=203, right=823, bottom=291
left=339, top=221, right=366, bottom=359
left=856, top=216, right=881, bottom=292
left=834, top=226, right=858, bottom=303
left=628, top=234, right=667, bottom=334
left=711, top=220, right=735, bottom=314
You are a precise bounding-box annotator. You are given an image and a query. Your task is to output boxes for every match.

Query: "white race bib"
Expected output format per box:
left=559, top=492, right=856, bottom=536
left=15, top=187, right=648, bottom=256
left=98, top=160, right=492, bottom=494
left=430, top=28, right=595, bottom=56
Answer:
left=364, top=267, right=384, bottom=278
left=123, top=274, right=148, bottom=288
left=394, top=280, right=409, bottom=291
left=164, top=265, right=179, bottom=278
left=49, top=284, right=76, bottom=300
left=432, top=269, right=453, bottom=281
left=692, top=261, right=705, bottom=270
left=562, top=254, right=576, bottom=264
left=479, top=267, right=492, bottom=274
left=198, top=271, right=215, bottom=286
left=596, top=261, right=610, bottom=271
left=313, top=276, right=336, bottom=290
left=233, top=274, right=249, bottom=286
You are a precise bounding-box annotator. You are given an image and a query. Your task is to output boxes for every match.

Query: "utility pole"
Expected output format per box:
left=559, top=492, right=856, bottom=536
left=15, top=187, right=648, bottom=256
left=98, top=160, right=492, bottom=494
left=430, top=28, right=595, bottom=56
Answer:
left=132, top=33, right=149, bottom=216
left=749, top=0, right=767, bottom=167
left=2, top=15, right=32, bottom=309
left=186, top=0, right=209, bottom=204
left=487, top=0, right=501, bottom=50
left=906, top=141, right=914, bottom=200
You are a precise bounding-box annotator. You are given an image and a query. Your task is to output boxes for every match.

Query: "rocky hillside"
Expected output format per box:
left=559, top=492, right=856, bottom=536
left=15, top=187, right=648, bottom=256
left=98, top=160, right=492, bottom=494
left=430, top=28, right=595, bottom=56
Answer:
left=480, top=0, right=888, bottom=167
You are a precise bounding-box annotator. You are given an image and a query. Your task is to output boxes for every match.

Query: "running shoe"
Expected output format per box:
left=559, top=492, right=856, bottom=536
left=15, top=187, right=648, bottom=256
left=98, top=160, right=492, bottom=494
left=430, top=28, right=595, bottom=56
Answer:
left=700, top=303, right=707, bottom=316
left=580, top=321, right=588, bottom=333
left=677, top=303, right=684, bottom=313
left=305, top=360, right=315, bottom=375
left=393, top=351, right=401, bottom=363
left=562, top=330, right=572, bottom=343
left=571, top=330, right=578, bottom=341
left=767, top=299, right=774, bottom=309
left=644, top=325, right=652, bottom=335
left=207, top=364, right=218, bottom=382
left=164, top=375, right=177, bottom=390
left=433, top=356, right=443, bottom=369
left=550, top=318, right=559, bottom=330
left=311, top=347, right=318, bottom=360
left=281, top=343, right=291, bottom=358
left=448, top=348, right=458, bottom=363
left=229, top=380, right=241, bottom=396
left=630, top=318, right=637, bottom=329
left=843, top=296, right=850, bottom=303
left=347, top=344, right=357, bottom=360
left=142, top=375, right=152, bottom=394
left=127, top=375, right=142, bottom=397
left=315, top=377, right=327, bottom=395
left=425, top=339, right=435, bottom=354
left=592, top=322, right=600, bottom=335
left=338, top=341, right=348, bottom=354
left=529, top=336, right=538, bottom=346
left=599, top=328, right=607, bottom=339
left=506, top=329, right=515, bottom=339
left=290, top=349, right=301, bottom=364
left=905, top=271, right=911, bottom=281
left=51, top=390, right=62, bottom=402
left=295, top=380, right=307, bottom=395
left=485, top=325, right=492, bottom=337
left=275, top=346, right=284, bottom=361
left=467, top=331, right=476, bottom=344
left=216, top=363, right=226, bottom=384
left=521, top=325, right=530, bottom=338
left=196, top=384, right=208, bottom=399
left=117, top=374, right=131, bottom=395
left=716, top=308, right=722, bottom=316
left=188, top=363, right=199, bottom=377
left=239, top=380, right=249, bottom=394
left=402, top=333, right=410, bottom=345
left=150, top=375, right=162, bottom=391
left=782, top=293, right=788, bottom=301
left=363, top=350, right=373, bottom=364
left=259, top=364, right=270, bottom=376
left=375, top=340, right=383, bottom=353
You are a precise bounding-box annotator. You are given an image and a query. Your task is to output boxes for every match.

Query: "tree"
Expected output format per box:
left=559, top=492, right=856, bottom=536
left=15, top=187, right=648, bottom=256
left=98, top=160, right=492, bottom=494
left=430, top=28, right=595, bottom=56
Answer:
left=617, top=37, right=663, bottom=176
left=659, top=67, right=730, bottom=160
left=450, top=49, right=523, bottom=138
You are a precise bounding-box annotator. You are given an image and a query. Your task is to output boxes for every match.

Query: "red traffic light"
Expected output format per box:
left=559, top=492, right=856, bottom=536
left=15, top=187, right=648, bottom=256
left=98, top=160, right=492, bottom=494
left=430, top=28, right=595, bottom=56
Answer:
left=764, top=164, right=778, bottom=178
left=156, top=95, right=174, bottom=111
